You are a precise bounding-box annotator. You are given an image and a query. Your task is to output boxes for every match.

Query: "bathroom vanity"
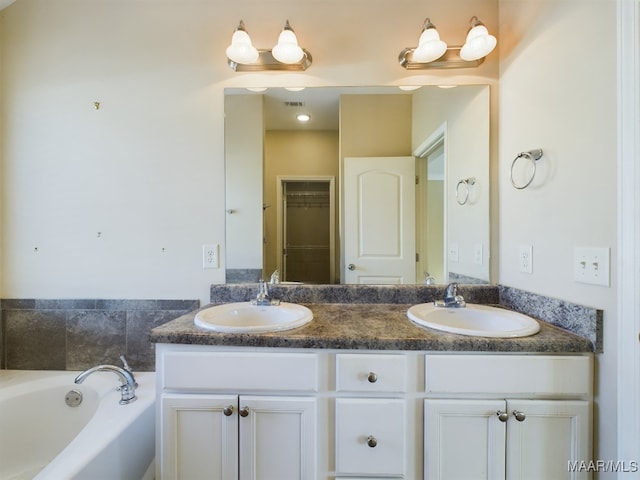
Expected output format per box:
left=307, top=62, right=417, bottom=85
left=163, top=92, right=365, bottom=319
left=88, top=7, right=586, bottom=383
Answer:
left=151, top=301, right=593, bottom=480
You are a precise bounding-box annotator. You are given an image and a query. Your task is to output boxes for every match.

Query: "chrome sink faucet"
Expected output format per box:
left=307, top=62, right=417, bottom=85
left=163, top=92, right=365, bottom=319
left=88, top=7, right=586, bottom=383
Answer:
left=74, top=360, right=137, bottom=405
left=252, top=280, right=280, bottom=306
left=435, top=282, right=466, bottom=308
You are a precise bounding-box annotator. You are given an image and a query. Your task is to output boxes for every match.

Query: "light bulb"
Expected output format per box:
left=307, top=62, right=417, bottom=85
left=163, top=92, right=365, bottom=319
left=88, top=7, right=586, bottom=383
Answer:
left=272, top=20, right=305, bottom=64
left=460, top=17, right=496, bottom=61
left=412, top=18, right=447, bottom=63
left=226, top=21, right=259, bottom=65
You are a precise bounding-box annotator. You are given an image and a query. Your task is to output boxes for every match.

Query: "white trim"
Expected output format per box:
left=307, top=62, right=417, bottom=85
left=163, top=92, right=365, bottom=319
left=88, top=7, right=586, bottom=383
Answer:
left=617, top=0, right=640, bottom=470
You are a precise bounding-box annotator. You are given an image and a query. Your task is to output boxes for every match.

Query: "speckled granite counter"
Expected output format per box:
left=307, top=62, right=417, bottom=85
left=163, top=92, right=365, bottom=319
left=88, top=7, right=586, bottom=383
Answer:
left=150, top=303, right=593, bottom=353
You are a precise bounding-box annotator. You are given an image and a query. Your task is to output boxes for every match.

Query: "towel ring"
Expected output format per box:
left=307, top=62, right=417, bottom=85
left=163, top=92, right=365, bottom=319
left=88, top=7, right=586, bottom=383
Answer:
left=510, top=149, right=543, bottom=190
left=456, top=177, right=476, bottom=205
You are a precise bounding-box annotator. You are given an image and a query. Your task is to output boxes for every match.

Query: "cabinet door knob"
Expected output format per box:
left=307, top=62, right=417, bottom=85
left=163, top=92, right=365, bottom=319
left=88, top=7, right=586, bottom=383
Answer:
left=239, top=406, right=250, bottom=417
left=367, top=435, right=377, bottom=448
left=348, top=263, right=356, bottom=271
left=223, top=405, right=234, bottom=417
left=513, top=410, right=526, bottom=422
left=367, top=372, right=378, bottom=383
left=496, top=410, right=508, bottom=422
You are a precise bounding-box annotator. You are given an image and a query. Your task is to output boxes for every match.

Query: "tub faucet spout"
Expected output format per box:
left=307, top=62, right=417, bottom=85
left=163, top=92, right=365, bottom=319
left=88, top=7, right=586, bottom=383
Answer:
left=74, top=364, right=137, bottom=405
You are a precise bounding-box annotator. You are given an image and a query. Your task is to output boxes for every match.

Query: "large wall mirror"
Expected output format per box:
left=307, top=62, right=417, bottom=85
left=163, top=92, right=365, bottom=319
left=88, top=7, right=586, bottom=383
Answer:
left=225, top=85, right=490, bottom=285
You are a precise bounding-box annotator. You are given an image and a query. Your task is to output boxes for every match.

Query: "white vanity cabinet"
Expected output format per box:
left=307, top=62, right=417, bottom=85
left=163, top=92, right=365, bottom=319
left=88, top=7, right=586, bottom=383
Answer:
left=334, top=353, right=408, bottom=477
left=423, top=354, right=593, bottom=480
left=156, top=347, right=318, bottom=480
left=156, top=345, right=592, bottom=480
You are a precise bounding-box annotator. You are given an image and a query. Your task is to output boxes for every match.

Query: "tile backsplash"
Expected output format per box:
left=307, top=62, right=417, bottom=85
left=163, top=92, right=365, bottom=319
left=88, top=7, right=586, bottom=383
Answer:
left=0, top=299, right=198, bottom=371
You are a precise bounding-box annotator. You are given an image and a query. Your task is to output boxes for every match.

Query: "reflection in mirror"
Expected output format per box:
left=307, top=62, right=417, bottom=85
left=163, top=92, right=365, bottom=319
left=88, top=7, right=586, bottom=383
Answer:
left=225, top=85, right=490, bottom=285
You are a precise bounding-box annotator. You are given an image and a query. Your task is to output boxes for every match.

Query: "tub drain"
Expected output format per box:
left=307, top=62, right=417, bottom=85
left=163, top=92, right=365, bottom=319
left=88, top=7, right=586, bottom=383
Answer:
left=65, top=389, right=83, bottom=407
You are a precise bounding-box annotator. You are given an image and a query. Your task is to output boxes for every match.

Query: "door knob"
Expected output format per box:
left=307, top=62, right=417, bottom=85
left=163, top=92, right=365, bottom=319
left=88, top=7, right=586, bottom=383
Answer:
left=367, top=372, right=378, bottom=383
left=239, top=406, right=250, bottom=417
left=348, top=263, right=356, bottom=271
left=513, top=410, right=526, bottom=422
left=496, top=410, right=508, bottom=422
left=367, top=435, right=377, bottom=447
left=223, top=405, right=234, bottom=416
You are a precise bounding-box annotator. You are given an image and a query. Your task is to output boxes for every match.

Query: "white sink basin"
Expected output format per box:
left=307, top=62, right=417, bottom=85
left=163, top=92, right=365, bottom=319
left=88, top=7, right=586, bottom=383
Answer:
left=194, top=302, right=313, bottom=333
left=407, top=303, right=540, bottom=338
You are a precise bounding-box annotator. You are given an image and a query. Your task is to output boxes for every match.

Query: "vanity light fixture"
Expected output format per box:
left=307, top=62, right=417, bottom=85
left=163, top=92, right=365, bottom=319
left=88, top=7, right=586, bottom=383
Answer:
left=227, top=20, right=312, bottom=72
left=399, top=15, right=496, bottom=69
left=460, top=16, right=497, bottom=61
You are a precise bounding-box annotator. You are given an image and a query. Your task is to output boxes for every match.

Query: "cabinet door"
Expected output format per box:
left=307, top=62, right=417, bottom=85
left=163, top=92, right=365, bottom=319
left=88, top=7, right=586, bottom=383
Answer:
left=335, top=398, right=406, bottom=476
left=506, top=400, right=591, bottom=480
left=425, top=399, right=506, bottom=480
left=238, top=395, right=316, bottom=480
left=160, top=393, right=238, bottom=480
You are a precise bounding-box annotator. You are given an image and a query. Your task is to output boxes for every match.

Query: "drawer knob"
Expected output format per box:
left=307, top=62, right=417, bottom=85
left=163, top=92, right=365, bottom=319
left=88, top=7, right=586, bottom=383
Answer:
left=239, top=406, right=250, bottom=417
left=367, top=435, right=378, bottom=448
left=367, top=372, right=378, bottom=383
left=513, top=410, right=526, bottom=422
left=223, top=405, right=234, bottom=417
left=496, top=410, right=508, bottom=422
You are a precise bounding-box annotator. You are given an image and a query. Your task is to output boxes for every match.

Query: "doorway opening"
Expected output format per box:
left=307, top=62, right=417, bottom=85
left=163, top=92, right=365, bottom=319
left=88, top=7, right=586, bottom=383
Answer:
left=276, top=177, right=336, bottom=284
left=414, top=123, right=447, bottom=284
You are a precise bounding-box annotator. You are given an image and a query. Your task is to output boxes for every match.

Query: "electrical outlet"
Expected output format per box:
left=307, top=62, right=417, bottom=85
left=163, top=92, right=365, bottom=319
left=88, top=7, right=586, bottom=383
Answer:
left=519, top=245, right=533, bottom=274
left=473, top=244, right=483, bottom=265
left=574, top=247, right=610, bottom=286
left=202, top=244, right=219, bottom=269
left=448, top=243, right=459, bottom=263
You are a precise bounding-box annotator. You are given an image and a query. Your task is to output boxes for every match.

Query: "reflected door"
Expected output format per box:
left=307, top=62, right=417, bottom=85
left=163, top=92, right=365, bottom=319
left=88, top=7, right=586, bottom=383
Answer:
left=343, top=156, right=416, bottom=284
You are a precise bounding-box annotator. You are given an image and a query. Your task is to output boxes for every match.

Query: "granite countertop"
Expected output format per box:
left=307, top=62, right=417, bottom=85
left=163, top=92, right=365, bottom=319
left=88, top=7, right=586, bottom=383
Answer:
left=150, top=303, right=594, bottom=353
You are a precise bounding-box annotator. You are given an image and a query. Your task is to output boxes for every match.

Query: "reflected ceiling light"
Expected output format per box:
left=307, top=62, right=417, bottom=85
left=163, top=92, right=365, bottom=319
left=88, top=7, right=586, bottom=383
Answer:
left=398, top=85, right=422, bottom=91
left=285, top=87, right=306, bottom=92
left=437, top=85, right=457, bottom=89
left=246, top=87, right=268, bottom=92
left=399, top=15, right=496, bottom=69
left=227, top=20, right=312, bottom=72
left=460, top=16, right=497, bottom=61
left=412, top=18, right=447, bottom=63
left=297, top=113, right=311, bottom=123
left=226, top=21, right=259, bottom=65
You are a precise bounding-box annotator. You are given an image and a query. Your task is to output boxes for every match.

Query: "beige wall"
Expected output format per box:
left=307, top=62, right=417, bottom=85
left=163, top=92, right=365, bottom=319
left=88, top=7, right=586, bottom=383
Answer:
left=498, top=0, right=617, bottom=464
left=264, top=130, right=339, bottom=279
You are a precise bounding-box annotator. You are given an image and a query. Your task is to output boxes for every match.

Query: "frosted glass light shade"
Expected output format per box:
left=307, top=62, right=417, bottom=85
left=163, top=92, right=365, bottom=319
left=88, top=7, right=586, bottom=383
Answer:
left=460, top=23, right=496, bottom=61
left=413, top=25, right=447, bottom=63
left=272, top=22, right=304, bottom=64
left=226, top=26, right=259, bottom=65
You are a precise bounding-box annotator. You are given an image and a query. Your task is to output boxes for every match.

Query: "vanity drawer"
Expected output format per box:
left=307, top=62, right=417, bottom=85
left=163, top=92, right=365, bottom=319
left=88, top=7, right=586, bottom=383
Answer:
left=425, top=354, right=592, bottom=396
left=161, top=351, right=318, bottom=392
left=335, top=398, right=406, bottom=476
left=336, top=353, right=407, bottom=392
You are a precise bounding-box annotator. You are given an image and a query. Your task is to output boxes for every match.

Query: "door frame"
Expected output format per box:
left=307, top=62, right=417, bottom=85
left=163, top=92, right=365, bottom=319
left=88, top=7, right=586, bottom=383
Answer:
left=276, top=175, right=336, bottom=283
left=414, top=122, right=448, bottom=284
left=617, top=0, right=640, bottom=468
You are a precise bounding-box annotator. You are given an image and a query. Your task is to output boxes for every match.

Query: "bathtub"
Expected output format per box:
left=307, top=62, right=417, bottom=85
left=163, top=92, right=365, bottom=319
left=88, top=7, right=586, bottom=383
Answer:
left=0, top=369, right=156, bottom=480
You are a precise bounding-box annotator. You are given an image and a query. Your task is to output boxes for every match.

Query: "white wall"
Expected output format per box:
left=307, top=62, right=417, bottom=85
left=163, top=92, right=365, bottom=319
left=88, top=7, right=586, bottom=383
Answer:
left=412, top=85, right=490, bottom=282
left=0, top=0, right=498, bottom=305
left=498, top=0, right=618, bottom=466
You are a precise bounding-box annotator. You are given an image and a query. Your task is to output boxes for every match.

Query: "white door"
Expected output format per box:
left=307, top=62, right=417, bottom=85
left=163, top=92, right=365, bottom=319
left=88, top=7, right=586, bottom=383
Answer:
left=238, top=395, right=317, bottom=480
left=425, top=398, right=507, bottom=480
left=506, top=400, right=591, bottom=480
left=343, top=156, right=416, bottom=284
left=160, top=393, right=239, bottom=480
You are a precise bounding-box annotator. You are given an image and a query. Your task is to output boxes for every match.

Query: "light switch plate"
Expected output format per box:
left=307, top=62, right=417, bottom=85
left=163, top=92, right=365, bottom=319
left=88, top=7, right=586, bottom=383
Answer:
left=574, top=247, right=610, bottom=286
